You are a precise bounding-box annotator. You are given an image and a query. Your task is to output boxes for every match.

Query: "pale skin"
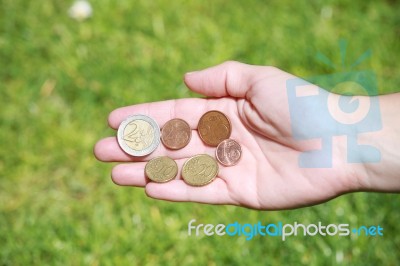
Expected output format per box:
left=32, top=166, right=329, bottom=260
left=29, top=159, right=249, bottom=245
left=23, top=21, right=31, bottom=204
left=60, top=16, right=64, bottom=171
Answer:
left=94, top=61, right=400, bottom=210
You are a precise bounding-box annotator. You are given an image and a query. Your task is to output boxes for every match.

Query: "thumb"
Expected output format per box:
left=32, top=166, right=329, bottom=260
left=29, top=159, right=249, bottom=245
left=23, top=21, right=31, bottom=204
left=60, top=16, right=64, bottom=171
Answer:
left=183, top=61, right=267, bottom=98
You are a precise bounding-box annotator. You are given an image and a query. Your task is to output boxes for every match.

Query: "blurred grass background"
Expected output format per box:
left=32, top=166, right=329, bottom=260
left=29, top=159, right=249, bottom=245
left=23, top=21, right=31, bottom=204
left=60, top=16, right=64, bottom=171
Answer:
left=1, top=0, right=400, bottom=265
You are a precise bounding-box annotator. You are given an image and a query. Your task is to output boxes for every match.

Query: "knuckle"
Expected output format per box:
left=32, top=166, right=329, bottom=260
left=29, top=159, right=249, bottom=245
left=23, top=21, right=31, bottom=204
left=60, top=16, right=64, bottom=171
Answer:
left=221, top=60, right=242, bottom=69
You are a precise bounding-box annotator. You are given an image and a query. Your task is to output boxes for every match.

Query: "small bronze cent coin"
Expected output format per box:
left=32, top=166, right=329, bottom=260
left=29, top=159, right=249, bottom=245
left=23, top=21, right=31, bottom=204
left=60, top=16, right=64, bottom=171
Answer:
left=198, top=110, right=231, bottom=146
left=161, top=118, right=192, bottom=150
left=145, top=156, right=178, bottom=183
left=216, top=139, right=242, bottom=166
left=117, top=115, right=160, bottom=156
left=182, top=154, right=219, bottom=186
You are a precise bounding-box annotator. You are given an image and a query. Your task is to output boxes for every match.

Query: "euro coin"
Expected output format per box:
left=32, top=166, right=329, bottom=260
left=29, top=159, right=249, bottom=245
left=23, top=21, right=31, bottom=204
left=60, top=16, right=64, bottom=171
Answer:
left=161, top=118, right=191, bottom=150
left=216, top=139, right=242, bottom=166
left=198, top=110, right=231, bottom=146
left=117, top=115, right=160, bottom=156
left=145, top=156, right=178, bottom=183
left=182, top=154, right=219, bottom=186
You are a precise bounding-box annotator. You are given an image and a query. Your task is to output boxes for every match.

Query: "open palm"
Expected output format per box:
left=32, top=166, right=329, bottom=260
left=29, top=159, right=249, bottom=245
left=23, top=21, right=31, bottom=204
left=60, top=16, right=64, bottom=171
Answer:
left=94, top=61, right=358, bottom=210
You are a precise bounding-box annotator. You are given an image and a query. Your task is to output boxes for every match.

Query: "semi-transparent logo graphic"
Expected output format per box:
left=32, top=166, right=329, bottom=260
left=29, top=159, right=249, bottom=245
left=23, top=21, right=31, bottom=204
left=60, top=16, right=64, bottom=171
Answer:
left=188, top=219, right=384, bottom=241
left=286, top=41, right=382, bottom=168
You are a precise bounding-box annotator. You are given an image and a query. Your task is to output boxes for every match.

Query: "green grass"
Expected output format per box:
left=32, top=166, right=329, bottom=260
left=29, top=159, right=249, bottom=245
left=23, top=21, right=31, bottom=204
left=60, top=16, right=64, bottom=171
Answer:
left=1, top=0, right=400, bottom=265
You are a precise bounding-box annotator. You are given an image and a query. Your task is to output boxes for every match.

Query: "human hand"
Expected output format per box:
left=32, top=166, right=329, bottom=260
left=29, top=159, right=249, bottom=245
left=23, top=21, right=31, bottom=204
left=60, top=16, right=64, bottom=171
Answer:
left=94, top=61, right=398, bottom=210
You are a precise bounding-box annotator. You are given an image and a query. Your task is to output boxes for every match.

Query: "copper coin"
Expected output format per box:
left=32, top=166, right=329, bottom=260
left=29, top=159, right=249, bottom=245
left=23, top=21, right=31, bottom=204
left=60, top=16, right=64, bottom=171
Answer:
left=161, top=118, right=191, bottom=150
left=198, top=110, right=231, bottom=146
left=182, top=154, right=219, bottom=186
left=145, top=156, right=178, bottom=183
left=216, top=139, right=242, bottom=166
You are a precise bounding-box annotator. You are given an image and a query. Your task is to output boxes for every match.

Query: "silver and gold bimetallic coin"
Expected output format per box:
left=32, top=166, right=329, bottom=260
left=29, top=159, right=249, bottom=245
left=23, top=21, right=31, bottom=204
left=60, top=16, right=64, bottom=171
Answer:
left=117, top=115, right=160, bottom=156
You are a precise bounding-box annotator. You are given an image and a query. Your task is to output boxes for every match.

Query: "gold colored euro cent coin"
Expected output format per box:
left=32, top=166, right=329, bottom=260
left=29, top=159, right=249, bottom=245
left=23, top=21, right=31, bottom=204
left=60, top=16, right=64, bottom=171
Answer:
left=182, top=154, right=219, bottom=186
left=161, top=118, right=191, bottom=150
left=117, top=115, right=160, bottom=156
left=145, top=156, right=178, bottom=183
left=216, top=139, right=242, bottom=166
left=198, top=110, right=231, bottom=146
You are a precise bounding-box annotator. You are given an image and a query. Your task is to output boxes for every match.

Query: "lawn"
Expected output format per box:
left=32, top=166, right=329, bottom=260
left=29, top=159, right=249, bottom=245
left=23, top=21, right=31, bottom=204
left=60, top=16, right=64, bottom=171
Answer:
left=1, top=0, right=400, bottom=265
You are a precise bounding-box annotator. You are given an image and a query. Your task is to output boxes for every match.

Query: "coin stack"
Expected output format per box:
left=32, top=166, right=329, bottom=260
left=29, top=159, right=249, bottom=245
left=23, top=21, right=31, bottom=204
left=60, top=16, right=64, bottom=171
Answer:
left=117, top=111, right=242, bottom=186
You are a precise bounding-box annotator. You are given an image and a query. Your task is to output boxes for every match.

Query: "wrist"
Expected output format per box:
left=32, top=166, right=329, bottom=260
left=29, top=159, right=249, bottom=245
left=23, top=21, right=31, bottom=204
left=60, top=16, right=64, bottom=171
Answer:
left=355, top=93, right=400, bottom=192
left=325, top=92, right=400, bottom=192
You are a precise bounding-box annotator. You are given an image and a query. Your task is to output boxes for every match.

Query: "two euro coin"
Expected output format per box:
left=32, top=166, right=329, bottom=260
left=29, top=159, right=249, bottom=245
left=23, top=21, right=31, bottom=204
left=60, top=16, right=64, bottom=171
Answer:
left=117, top=115, right=160, bottom=157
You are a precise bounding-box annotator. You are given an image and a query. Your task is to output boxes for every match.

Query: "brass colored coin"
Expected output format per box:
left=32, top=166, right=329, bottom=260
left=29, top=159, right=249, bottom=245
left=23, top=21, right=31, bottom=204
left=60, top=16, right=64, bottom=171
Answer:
left=117, top=115, right=160, bottom=156
left=216, top=139, right=242, bottom=166
left=145, top=156, right=178, bottom=183
left=161, top=118, right=192, bottom=150
left=182, top=154, right=219, bottom=186
left=198, top=110, right=231, bottom=146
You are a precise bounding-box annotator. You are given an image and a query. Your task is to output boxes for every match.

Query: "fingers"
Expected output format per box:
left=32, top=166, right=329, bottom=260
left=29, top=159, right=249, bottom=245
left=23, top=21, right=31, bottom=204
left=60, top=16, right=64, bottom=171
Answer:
left=183, top=61, right=274, bottom=98
left=108, top=98, right=209, bottom=130
left=94, top=137, right=132, bottom=161
left=111, top=162, right=148, bottom=187
left=111, top=158, right=186, bottom=187
left=111, top=159, right=236, bottom=206
left=110, top=145, right=254, bottom=187
left=145, top=179, right=235, bottom=205
left=94, top=132, right=214, bottom=162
